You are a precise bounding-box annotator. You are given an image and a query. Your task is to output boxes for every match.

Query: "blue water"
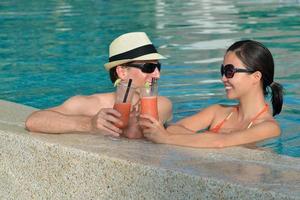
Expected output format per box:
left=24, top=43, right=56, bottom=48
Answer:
left=1, top=0, right=300, bottom=157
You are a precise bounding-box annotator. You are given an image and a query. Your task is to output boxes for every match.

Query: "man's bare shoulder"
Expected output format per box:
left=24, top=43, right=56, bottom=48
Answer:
left=67, top=93, right=114, bottom=105
left=79, top=93, right=115, bottom=110
left=157, top=96, right=172, bottom=106
left=89, top=93, right=115, bottom=104
left=157, top=96, right=173, bottom=112
left=50, top=93, right=115, bottom=115
left=157, top=96, right=173, bottom=123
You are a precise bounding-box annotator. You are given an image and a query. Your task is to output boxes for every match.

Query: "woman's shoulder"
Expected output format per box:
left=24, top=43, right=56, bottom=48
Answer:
left=203, top=103, right=237, bottom=113
left=191, top=104, right=236, bottom=123
left=254, top=114, right=280, bottom=130
left=251, top=118, right=281, bottom=138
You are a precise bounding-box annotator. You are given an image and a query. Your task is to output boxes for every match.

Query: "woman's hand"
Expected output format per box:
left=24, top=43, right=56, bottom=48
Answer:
left=139, top=114, right=170, bottom=143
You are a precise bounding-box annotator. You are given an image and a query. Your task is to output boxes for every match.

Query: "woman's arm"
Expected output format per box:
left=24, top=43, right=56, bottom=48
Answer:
left=166, top=124, right=195, bottom=135
left=166, top=104, right=219, bottom=134
left=141, top=114, right=280, bottom=148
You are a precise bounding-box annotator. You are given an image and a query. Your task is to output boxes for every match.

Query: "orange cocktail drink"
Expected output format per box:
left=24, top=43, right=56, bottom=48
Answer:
left=113, top=102, right=131, bottom=128
left=140, top=78, right=159, bottom=120
left=113, top=79, right=135, bottom=129
left=141, top=96, right=159, bottom=120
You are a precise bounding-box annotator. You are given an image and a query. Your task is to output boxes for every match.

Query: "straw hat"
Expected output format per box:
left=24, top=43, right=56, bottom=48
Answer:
left=104, top=32, right=165, bottom=70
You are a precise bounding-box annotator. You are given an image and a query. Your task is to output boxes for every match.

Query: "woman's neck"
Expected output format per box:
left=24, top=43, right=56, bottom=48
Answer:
left=237, top=90, right=267, bottom=121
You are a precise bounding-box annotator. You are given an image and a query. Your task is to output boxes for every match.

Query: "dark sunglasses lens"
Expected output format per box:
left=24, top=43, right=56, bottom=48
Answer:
left=224, top=64, right=235, bottom=78
left=141, top=63, right=161, bottom=73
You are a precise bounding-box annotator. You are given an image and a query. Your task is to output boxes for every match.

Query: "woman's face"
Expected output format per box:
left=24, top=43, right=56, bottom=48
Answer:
left=222, top=52, right=254, bottom=99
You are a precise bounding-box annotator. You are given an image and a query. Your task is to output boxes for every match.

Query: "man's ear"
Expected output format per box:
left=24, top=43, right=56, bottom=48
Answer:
left=116, top=65, right=128, bottom=79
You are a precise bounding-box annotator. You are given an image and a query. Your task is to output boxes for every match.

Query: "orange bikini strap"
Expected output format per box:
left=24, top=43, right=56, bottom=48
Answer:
left=247, top=103, right=269, bottom=128
left=210, top=107, right=236, bottom=133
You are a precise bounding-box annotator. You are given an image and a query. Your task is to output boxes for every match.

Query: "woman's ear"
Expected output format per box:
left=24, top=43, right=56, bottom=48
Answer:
left=116, top=65, right=128, bottom=79
left=252, top=71, right=262, bottom=84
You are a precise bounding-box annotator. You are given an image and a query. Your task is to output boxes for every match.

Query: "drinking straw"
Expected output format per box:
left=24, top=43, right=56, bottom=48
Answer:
left=151, top=78, right=156, bottom=95
left=122, top=79, right=132, bottom=103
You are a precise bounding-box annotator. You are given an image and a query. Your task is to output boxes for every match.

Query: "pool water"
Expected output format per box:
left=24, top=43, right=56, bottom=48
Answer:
left=1, top=0, right=300, bottom=157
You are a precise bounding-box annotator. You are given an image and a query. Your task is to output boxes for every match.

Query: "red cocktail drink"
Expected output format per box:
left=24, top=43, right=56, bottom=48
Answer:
left=141, top=96, right=159, bottom=120
left=113, top=103, right=131, bottom=128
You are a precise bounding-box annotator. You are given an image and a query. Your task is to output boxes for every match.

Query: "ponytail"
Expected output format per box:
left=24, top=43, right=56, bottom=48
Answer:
left=269, top=82, right=283, bottom=116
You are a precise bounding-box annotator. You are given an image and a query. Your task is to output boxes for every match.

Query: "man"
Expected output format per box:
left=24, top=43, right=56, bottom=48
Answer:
left=25, top=32, right=173, bottom=139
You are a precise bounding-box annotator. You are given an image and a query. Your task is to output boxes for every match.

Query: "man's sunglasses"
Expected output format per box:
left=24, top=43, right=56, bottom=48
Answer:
left=125, top=62, right=161, bottom=73
left=221, top=64, right=255, bottom=78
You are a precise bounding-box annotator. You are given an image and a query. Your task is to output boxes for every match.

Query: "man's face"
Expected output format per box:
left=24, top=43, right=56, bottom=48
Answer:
left=124, top=60, right=161, bottom=87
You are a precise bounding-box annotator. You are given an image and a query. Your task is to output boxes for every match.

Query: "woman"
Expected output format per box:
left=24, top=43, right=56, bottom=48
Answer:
left=140, top=40, right=283, bottom=148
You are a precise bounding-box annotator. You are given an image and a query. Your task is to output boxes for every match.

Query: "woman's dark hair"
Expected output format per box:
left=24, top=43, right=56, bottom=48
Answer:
left=227, top=40, right=283, bottom=116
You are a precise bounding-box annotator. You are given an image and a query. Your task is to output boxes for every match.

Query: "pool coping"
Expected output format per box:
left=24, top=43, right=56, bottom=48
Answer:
left=0, top=99, right=299, bottom=199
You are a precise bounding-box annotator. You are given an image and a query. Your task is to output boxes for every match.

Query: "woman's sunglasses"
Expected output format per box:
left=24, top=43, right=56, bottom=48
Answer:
left=221, top=64, right=255, bottom=78
left=125, top=62, right=161, bottom=73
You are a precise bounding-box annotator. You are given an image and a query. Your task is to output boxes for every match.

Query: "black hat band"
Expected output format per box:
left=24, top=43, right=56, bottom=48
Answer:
left=109, top=44, right=157, bottom=62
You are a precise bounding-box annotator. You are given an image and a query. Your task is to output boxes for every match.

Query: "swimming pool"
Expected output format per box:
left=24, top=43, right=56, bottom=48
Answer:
left=1, top=0, right=299, bottom=157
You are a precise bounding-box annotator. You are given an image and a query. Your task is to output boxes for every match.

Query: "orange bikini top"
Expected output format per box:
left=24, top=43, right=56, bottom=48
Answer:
left=209, top=104, right=269, bottom=133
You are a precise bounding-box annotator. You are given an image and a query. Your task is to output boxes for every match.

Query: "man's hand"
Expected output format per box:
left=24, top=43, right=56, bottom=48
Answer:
left=91, top=108, right=123, bottom=137
left=122, top=109, right=143, bottom=139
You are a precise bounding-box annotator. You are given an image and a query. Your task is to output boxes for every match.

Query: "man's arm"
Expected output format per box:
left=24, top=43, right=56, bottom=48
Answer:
left=25, top=109, right=92, bottom=133
left=25, top=95, right=122, bottom=136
